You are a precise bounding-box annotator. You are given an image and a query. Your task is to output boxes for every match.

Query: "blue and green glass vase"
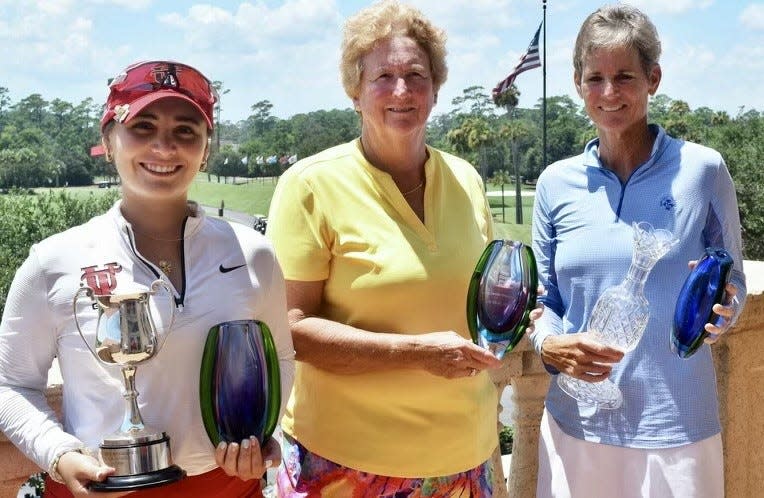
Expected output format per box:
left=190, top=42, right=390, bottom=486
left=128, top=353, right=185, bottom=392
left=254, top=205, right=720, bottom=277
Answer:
left=467, top=240, right=538, bottom=359
left=672, top=248, right=733, bottom=359
left=199, top=319, right=280, bottom=445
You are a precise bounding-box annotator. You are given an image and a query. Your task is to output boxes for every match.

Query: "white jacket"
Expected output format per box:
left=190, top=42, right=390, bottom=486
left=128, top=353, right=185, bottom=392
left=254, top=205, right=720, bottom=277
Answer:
left=0, top=201, right=294, bottom=476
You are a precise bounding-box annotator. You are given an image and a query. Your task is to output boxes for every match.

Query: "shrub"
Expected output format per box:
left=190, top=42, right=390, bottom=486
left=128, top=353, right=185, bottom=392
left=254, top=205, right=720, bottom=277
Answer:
left=22, top=472, right=44, bottom=497
left=499, top=424, right=514, bottom=455
left=0, top=189, right=119, bottom=312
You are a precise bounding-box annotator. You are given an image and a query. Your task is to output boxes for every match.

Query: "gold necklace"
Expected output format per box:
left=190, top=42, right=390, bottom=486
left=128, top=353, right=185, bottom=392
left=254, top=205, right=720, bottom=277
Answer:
left=130, top=230, right=179, bottom=274
left=132, top=231, right=185, bottom=242
left=158, top=260, right=173, bottom=274
left=401, top=180, right=425, bottom=196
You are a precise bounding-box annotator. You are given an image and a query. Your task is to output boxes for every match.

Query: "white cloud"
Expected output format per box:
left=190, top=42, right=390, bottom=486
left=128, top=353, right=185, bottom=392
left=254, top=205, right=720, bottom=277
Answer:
left=236, top=0, right=339, bottom=40
left=409, top=0, right=519, bottom=32
left=628, top=0, right=714, bottom=15
left=657, top=36, right=764, bottom=116
left=740, top=3, right=764, bottom=30
left=0, top=0, right=758, bottom=122
left=1, top=3, right=94, bottom=67
left=159, top=5, right=236, bottom=51
left=89, top=0, right=152, bottom=9
left=159, top=0, right=341, bottom=50
left=0, top=1, right=129, bottom=106
left=35, top=0, right=75, bottom=16
left=153, top=1, right=347, bottom=119
left=663, top=41, right=717, bottom=75
left=160, top=4, right=232, bottom=28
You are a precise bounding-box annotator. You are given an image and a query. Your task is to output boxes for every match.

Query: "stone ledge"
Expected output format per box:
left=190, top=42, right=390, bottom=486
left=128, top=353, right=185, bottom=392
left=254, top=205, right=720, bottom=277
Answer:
left=1, top=360, right=62, bottom=495
left=0, top=383, right=61, bottom=497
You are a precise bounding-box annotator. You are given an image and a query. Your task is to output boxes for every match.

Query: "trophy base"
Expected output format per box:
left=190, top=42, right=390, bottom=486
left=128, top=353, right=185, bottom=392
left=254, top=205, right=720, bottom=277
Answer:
left=557, top=374, right=623, bottom=410
left=89, top=465, right=186, bottom=492
left=94, top=431, right=185, bottom=491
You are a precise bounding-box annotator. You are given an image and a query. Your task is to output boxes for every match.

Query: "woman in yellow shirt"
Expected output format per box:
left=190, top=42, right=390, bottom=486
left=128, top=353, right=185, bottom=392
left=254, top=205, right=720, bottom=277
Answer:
left=268, top=1, right=541, bottom=496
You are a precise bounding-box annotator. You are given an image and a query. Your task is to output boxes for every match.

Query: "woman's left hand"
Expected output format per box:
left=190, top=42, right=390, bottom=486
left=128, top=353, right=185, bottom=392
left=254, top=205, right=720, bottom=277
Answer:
left=687, top=260, right=739, bottom=344
left=523, top=300, right=545, bottom=335
left=215, top=436, right=281, bottom=481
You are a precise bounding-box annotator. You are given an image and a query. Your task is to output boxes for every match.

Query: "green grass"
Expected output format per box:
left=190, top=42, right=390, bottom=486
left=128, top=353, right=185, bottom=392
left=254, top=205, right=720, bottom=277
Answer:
left=33, top=185, right=116, bottom=198
left=494, top=221, right=532, bottom=244
left=32, top=175, right=536, bottom=243
left=41, top=175, right=278, bottom=216
left=189, top=175, right=277, bottom=216
left=173, top=175, right=538, bottom=242
left=488, top=190, right=534, bottom=244
left=189, top=176, right=535, bottom=243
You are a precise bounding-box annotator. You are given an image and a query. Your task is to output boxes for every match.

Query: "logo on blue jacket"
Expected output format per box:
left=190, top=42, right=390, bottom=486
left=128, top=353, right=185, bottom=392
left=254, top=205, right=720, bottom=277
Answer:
left=660, top=195, right=676, bottom=211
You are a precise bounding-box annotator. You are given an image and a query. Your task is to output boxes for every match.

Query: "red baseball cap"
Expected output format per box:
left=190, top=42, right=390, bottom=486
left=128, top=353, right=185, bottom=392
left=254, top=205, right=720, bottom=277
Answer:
left=100, top=60, right=217, bottom=131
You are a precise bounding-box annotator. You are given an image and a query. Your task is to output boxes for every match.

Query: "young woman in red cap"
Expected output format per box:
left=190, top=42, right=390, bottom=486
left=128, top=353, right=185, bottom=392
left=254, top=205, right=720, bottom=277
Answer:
left=0, top=61, right=294, bottom=497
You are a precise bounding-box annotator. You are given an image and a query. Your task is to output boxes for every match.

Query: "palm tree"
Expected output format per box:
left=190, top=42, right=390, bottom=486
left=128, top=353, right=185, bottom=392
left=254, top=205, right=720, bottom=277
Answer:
left=490, top=169, right=512, bottom=223
left=446, top=115, right=498, bottom=187
left=499, top=119, right=531, bottom=224
left=493, top=83, right=520, bottom=112
left=211, top=80, right=230, bottom=153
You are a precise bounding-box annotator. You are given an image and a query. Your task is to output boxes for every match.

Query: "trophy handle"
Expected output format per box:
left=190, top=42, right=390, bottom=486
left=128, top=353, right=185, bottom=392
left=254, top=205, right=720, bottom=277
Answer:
left=149, top=279, right=177, bottom=355
left=73, top=286, right=103, bottom=362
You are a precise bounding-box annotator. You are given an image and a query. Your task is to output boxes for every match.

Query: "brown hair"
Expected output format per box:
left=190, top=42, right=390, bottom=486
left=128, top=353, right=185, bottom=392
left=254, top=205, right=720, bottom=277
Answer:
left=573, top=4, right=661, bottom=82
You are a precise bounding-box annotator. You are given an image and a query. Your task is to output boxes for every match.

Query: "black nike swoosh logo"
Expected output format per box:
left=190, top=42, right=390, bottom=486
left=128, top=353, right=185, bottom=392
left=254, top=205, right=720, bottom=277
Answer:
left=219, top=264, right=246, bottom=273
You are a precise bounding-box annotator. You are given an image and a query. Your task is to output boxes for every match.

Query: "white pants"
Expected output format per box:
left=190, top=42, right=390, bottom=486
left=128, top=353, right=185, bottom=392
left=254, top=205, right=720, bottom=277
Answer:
left=537, top=409, right=724, bottom=498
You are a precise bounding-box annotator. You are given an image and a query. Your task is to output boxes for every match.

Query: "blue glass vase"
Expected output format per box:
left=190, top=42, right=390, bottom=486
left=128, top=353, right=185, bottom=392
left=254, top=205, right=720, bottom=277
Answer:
left=199, top=320, right=280, bottom=445
left=467, top=240, right=538, bottom=359
left=671, top=248, right=733, bottom=359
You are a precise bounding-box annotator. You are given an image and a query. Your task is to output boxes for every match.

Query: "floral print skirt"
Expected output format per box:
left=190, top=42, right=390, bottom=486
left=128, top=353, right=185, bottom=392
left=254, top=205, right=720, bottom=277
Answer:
left=276, top=433, right=493, bottom=497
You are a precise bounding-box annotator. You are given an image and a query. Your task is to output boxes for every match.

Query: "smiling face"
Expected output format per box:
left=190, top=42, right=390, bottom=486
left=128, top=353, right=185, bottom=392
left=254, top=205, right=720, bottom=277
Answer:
left=353, top=35, right=436, bottom=146
left=105, top=97, right=209, bottom=205
left=575, top=45, right=661, bottom=137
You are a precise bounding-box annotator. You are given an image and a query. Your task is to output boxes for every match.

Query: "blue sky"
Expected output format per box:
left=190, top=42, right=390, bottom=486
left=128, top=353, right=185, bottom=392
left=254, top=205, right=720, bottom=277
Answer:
left=2, top=1, right=763, bottom=122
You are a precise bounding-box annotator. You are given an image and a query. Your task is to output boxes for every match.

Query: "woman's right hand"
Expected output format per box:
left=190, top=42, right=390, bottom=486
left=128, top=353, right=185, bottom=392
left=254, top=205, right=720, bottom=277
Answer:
left=540, top=333, right=624, bottom=382
left=416, top=331, right=503, bottom=378
left=56, top=450, right=128, bottom=496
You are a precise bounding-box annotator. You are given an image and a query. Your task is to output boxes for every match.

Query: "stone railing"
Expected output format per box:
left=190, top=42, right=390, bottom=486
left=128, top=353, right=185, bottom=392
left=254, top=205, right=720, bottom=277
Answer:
left=2, top=262, right=763, bottom=497
left=488, top=337, right=549, bottom=498
left=489, top=260, right=764, bottom=498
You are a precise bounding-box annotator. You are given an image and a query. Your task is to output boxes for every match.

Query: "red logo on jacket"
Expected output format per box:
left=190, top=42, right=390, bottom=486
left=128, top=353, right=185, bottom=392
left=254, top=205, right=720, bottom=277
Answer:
left=80, top=263, right=122, bottom=295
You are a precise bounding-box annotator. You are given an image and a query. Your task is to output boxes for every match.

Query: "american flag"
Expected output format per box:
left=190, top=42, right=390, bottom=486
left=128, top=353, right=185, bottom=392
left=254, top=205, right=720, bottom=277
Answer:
left=492, top=23, right=542, bottom=101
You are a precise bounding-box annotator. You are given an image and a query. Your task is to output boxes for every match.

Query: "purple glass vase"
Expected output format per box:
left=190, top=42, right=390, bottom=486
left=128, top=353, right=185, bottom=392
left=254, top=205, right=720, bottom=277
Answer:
left=199, top=320, right=280, bottom=445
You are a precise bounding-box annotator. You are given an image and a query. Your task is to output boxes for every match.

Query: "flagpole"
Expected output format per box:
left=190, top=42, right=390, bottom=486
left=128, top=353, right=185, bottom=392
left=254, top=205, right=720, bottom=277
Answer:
left=542, top=0, right=547, bottom=170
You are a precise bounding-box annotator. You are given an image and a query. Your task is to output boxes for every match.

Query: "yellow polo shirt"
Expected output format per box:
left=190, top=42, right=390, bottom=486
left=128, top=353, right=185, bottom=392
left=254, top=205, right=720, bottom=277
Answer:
left=267, top=139, right=497, bottom=477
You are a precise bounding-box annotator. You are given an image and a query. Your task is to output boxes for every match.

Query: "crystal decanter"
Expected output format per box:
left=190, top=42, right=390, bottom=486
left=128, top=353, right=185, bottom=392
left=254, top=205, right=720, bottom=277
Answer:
left=557, top=221, right=677, bottom=409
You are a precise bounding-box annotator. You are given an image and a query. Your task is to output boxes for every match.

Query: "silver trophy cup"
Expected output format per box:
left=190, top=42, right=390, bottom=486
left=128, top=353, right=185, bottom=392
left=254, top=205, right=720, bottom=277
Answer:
left=73, top=279, right=185, bottom=491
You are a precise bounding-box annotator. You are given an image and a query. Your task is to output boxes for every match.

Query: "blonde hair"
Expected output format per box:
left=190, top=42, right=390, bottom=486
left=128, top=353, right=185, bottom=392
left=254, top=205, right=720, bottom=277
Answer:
left=340, top=0, right=448, bottom=100
left=573, top=4, right=661, bottom=82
